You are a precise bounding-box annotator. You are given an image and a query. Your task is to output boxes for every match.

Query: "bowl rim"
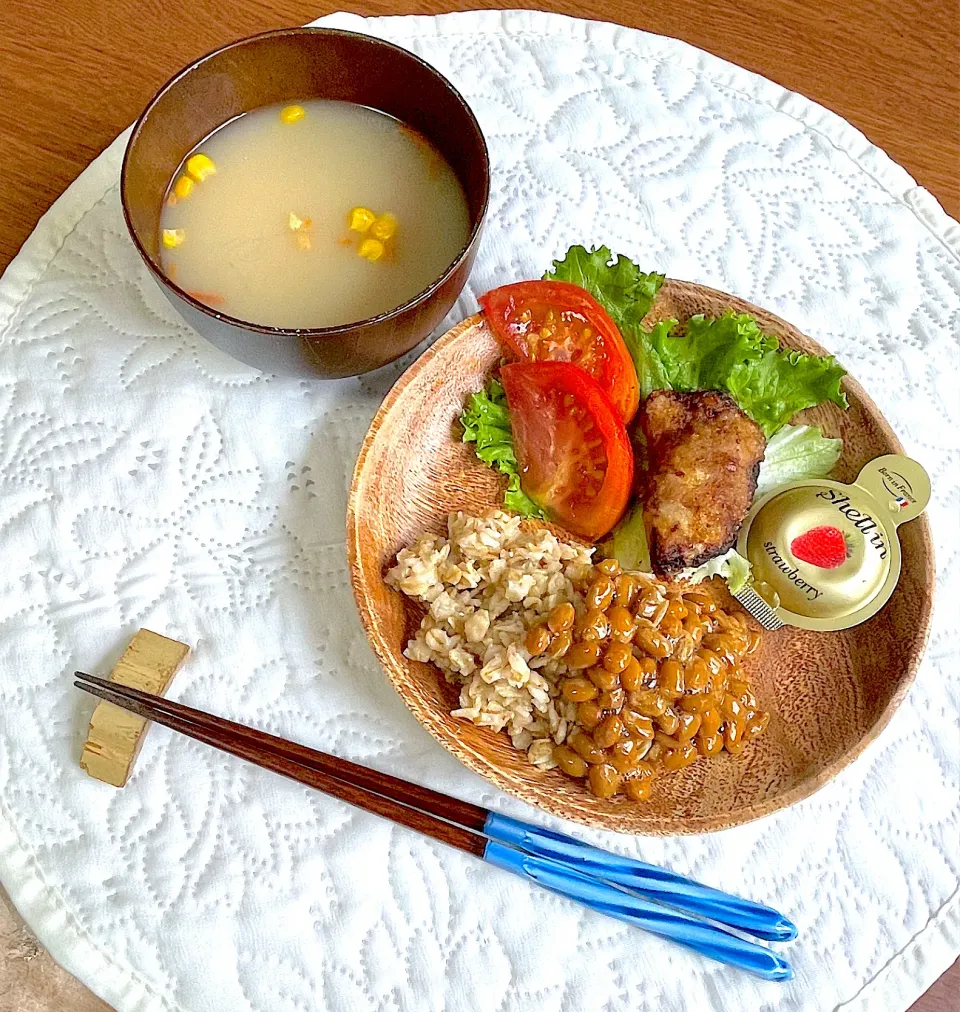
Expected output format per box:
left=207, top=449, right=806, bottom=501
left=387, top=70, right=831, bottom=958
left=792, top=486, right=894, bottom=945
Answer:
left=346, top=290, right=936, bottom=835
left=120, top=26, right=490, bottom=340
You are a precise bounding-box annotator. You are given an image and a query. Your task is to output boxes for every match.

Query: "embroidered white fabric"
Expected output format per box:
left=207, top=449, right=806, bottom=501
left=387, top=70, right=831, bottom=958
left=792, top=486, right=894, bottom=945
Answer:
left=0, top=11, right=957, bottom=1012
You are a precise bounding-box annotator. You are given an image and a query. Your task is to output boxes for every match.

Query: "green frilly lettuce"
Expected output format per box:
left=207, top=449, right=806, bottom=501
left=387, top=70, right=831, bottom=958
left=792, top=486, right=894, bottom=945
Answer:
left=547, top=246, right=848, bottom=435
left=459, top=379, right=545, bottom=519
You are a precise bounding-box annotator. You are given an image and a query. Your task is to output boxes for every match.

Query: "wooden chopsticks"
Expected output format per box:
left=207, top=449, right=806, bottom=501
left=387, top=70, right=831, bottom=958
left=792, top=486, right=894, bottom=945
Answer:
left=74, top=671, right=487, bottom=855
left=73, top=671, right=795, bottom=980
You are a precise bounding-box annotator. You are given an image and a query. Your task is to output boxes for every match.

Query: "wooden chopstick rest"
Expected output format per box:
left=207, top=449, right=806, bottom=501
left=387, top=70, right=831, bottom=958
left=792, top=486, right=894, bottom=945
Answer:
left=79, top=629, right=190, bottom=787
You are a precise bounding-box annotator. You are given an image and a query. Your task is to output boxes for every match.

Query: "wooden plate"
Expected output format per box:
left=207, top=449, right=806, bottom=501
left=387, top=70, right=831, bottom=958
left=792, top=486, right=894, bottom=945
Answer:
left=347, top=281, right=935, bottom=834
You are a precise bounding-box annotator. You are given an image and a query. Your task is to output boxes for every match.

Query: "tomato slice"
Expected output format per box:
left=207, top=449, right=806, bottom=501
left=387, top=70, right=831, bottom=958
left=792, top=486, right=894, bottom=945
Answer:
left=500, top=361, right=633, bottom=540
left=480, top=280, right=639, bottom=423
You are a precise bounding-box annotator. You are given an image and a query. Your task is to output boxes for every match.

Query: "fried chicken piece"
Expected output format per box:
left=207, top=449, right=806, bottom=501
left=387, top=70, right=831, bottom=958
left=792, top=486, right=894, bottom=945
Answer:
left=640, top=390, right=766, bottom=576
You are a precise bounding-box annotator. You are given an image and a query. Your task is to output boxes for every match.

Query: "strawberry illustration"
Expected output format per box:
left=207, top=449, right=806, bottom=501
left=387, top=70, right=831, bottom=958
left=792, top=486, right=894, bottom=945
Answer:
left=790, top=526, right=850, bottom=569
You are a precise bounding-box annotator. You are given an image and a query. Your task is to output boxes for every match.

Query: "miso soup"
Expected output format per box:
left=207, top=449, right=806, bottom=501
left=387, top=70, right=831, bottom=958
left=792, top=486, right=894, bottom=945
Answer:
left=158, top=99, right=471, bottom=329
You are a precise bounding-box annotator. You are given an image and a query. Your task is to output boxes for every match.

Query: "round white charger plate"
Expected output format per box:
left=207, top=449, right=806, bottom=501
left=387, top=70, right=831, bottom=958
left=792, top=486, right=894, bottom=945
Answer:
left=0, top=10, right=957, bottom=1012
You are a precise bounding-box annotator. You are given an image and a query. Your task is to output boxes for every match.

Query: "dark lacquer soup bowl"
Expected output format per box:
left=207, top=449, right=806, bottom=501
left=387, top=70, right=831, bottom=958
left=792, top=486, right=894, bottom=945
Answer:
left=121, top=28, right=489, bottom=377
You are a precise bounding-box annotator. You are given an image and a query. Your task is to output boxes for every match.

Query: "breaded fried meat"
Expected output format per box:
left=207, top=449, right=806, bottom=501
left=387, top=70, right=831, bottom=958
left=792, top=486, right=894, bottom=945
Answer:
left=639, top=390, right=766, bottom=576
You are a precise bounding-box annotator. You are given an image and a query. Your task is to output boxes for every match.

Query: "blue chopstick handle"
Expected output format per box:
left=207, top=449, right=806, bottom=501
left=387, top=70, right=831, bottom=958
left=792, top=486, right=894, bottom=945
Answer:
left=484, top=841, right=793, bottom=982
left=484, top=812, right=796, bottom=942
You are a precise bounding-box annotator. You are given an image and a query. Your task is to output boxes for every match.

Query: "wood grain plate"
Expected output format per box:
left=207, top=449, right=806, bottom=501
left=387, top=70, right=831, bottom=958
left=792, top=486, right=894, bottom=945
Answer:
left=347, top=280, right=935, bottom=834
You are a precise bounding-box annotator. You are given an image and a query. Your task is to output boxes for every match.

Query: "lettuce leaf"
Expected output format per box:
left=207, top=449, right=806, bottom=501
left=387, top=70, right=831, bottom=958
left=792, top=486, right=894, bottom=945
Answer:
left=725, top=346, right=849, bottom=438
left=648, top=313, right=776, bottom=391
left=676, top=549, right=752, bottom=595
left=544, top=244, right=665, bottom=331
left=604, top=504, right=651, bottom=572
left=630, top=319, right=676, bottom=401
left=547, top=248, right=847, bottom=432
left=755, top=424, right=843, bottom=498
left=646, top=311, right=848, bottom=436
left=460, top=380, right=546, bottom=519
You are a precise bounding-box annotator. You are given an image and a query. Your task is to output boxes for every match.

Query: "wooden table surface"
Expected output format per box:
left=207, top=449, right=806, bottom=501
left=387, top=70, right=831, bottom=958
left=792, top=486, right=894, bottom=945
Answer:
left=0, top=1, right=956, bottom=1010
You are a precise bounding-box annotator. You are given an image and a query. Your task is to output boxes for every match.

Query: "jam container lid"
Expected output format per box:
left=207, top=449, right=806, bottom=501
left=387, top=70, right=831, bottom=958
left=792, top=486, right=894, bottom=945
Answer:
left=736, top=455, right=930, bottom=631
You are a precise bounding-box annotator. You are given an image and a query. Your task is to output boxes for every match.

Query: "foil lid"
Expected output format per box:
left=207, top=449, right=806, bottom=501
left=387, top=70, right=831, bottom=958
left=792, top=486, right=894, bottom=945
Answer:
left=736, top=455, right=930, bottom=631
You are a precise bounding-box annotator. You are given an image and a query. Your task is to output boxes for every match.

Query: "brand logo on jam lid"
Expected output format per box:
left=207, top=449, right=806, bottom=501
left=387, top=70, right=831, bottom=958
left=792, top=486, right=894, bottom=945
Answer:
left=815, top=489, right=888, bottom=559
left=878, top=466, right=916, bottom=510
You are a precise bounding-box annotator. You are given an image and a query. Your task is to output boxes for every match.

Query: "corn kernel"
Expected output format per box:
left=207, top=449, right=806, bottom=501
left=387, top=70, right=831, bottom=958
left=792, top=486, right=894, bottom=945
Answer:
left=357, top=238, right=384, bottom=261
left=289, top=212, right=304, bottom=231
left=347, top=206, right=376, bottom=233
left=295, top=232, right=312, bottom=252
left=370, top=213, right=397, bottom=241
left=173, top=175, right=194, bottom=200
left=161, top=228, right=185, bottom=248
left=280, top=104, right=305, bottom=124
left=186, top=153, right=216, bottom=183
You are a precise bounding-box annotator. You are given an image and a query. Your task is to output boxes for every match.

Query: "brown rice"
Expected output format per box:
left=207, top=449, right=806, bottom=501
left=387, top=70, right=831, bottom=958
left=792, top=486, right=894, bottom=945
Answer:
left=387, top=511, right=608, bottom=768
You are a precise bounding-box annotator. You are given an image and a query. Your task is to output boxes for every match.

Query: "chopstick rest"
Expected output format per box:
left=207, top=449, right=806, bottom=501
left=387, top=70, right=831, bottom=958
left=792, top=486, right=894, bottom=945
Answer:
left=79, top=630, right=190, bottom=787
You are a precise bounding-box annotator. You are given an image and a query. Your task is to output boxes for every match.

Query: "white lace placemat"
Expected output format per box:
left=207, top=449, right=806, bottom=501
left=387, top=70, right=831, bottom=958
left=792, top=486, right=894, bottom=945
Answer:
left=1, top=10, right=957, bottom=1012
